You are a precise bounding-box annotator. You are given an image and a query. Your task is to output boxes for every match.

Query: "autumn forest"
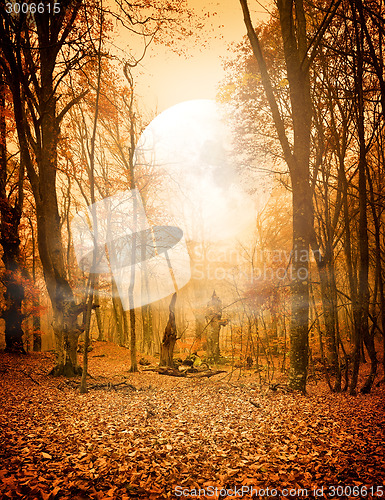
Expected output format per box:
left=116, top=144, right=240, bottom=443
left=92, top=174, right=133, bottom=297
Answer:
left=1, top=0, right=385, bottom=498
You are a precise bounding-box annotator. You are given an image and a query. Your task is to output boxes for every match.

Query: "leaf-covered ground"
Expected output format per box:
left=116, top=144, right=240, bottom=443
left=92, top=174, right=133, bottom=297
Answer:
left=1, top=342, right=384, bottom=500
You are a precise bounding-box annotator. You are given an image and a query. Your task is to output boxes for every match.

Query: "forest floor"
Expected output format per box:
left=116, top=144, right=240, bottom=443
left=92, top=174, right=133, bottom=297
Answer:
left=0, top=342, right=385, bottom=500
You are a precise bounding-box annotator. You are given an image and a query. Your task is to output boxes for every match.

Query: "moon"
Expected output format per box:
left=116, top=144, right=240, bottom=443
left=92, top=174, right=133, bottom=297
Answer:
left=134, top=99, right=264, bottom=243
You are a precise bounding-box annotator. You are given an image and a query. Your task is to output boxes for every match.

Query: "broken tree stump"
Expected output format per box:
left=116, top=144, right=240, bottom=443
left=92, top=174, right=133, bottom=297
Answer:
left=159, top=293, right=177, bottom=368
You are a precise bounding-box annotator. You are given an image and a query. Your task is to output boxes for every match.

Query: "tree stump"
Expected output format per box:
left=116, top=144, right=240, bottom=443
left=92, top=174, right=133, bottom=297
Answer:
left=159, top=293, right=177, bottom=367
left=205, top=290, right=227, bottom=363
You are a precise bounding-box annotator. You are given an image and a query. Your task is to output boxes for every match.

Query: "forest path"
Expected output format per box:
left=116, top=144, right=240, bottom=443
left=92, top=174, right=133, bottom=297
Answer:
left=0, top=343, right=384, bottom=499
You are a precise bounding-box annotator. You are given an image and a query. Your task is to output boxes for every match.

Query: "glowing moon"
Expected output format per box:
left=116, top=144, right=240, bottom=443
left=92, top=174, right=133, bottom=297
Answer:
left=134, top=99, right=262, bottom=242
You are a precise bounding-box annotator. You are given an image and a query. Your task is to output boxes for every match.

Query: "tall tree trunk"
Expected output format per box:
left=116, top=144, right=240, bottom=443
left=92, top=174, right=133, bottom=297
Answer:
left=240, top=0, right=317, bottom=392
left=94, top=283, right=104, bottom=341
left=0, top=71, right=25, bottom=354
left=310, top=234, right=341, bottom=391
left=141, top=303, right=153, bottom=354
left=350, top=4, right=373, bottom=394
left=361, top=162, right=381, bottom=394
left=123, top=64, right=138, bottom=373
left=29, top=216, right=41, bottom=352
left=32, top=298, right=42, bottom=352
left=340, top=155, right=357, bottom=388
left=35, top=92, right=83, bottom=375
left=127, top=201, right=137, bottom=372
left=0, top=203, right=25, bottom=353
left=289, top=181, right=311, bottom=391
left=141, top=251, right=153, bottom=354
left=111, top=276, right=123, bottom=344
left=368, top=157, right=385, bottom=383
left=129, top=308, right=137, bottom=371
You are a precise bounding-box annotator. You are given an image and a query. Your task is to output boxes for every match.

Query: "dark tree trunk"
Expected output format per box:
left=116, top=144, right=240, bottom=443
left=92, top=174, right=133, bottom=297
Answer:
left=28, top=214, right=42, bottom=352
left=128, top=201, right=137, bottom=373
left=141, top=303, right=153, bottom=354
left=129, top=308, right=137, bottom=372
left=160, top=293, right=177, bottom=367
left=94, top=289, right=104, bottom=341
left=349, top=3, right=373, bottom=395
left=0, top=71, right=25, bottom=354
left=310, top=235, right=341, bottom=391
left=368, top=160, right=385, bottom=385
left=289, top=183, right=311, bottom=392
left=141, top=246, right=154, bottom=354
left=111, top=276, right=124, bottom=344
left=32, top=301, right=42, bottom=352
left=1, top=208, right=25, bottom=354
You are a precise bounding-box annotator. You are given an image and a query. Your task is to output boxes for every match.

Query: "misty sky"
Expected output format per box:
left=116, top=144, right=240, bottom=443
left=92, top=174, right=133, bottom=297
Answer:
left=131, top=0, right=272, bottom=112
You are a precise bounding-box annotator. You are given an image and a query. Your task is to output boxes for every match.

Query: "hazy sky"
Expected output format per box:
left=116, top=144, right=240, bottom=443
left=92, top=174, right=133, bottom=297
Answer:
left=129, top=1, right=272, bottom=113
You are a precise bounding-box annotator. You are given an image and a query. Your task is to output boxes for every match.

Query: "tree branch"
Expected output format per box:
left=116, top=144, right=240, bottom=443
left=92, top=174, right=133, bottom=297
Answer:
left=56, top=90, right=89, bottom=126
left=239, top=0, right=295, bottom=171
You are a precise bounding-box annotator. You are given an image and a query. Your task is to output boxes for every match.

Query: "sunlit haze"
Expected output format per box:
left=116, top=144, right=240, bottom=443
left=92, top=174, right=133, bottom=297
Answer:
left=135, top=99, right=266, bottom=243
